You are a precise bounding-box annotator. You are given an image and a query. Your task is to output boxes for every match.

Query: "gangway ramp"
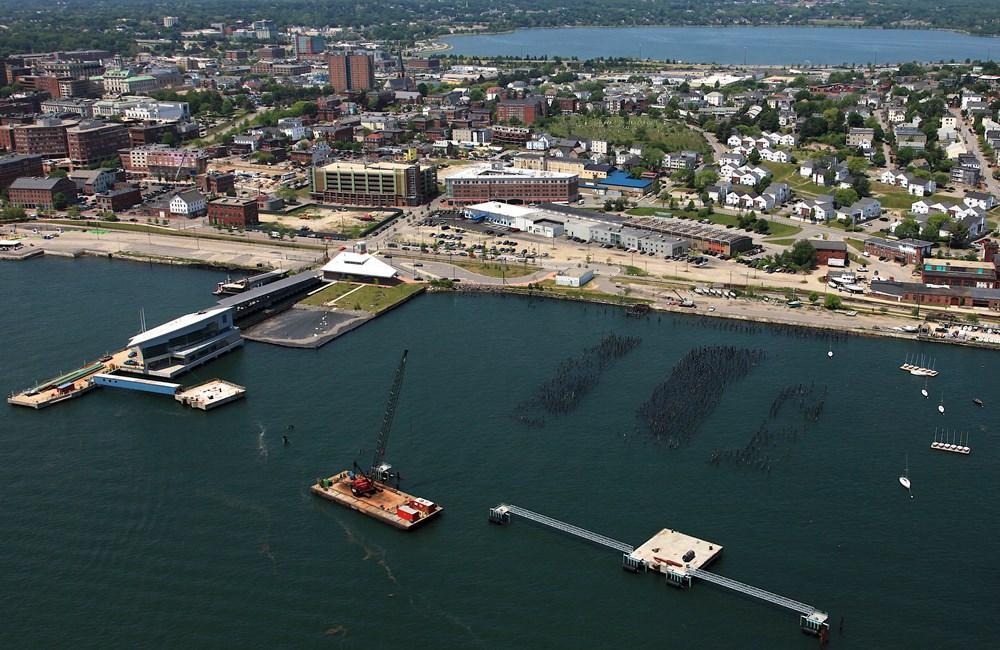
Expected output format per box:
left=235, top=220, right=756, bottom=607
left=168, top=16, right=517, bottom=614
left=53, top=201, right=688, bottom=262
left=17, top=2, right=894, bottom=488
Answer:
left=490, top=504, right=634, bottom=554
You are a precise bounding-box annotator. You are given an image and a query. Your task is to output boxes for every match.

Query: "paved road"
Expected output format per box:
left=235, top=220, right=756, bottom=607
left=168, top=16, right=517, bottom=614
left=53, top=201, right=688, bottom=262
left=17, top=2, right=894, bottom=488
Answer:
left=952, top=106, right=1000, bottom=196
left=395, top=258, right=553, bottom=285
left=4, top=225, right=324, bottom=271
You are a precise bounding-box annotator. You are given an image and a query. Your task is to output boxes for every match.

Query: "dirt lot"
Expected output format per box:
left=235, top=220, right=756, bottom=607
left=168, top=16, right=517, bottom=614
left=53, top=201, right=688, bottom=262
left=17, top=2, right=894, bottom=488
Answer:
left=258, top=206, right=393, bottom=237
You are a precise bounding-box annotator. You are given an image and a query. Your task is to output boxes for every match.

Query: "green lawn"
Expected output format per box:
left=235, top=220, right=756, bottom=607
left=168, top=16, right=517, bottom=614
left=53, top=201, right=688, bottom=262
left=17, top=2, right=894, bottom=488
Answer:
left=845, top=238, right=866, bottom=252
left=339, top=283, right=425, bottom=313
left=449, top=259, right=541, bottom=278
left=762, top=220, right=802, bottom=237
left=298, top=282, right=361, bottom=306
left=869, top=182, right=916, bottom=210
left=762, top=162, right=797, bottom=183
left=541, top=115, right=710, bottom=154
left=535, top=280, right=652, bottom=304
left=763, top=238, right=796, bottom=246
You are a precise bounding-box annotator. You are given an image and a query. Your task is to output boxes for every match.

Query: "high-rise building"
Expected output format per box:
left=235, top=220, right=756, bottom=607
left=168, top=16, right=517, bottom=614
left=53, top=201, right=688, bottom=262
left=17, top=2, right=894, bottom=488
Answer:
left=327, top=53, right=374, bottom=93
left=293, top=35, right=326, bottom=58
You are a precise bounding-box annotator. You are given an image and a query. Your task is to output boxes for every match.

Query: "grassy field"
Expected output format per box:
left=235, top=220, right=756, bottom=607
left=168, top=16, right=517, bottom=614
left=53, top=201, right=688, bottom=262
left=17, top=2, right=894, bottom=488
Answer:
left=764, top=238, right=797, bottom=246
left=869, top=182, right=917, bottom=210
left=298, top=282, right=361, bottom=306
left=542, top=115, right=710, bottom=154
left=339, top=283, right=424, bottom=313
left=845, top=238, right=866, bottom=252
left=449, top=259, right=541, bottom=278
left=761, top=162, right=831, bottom=198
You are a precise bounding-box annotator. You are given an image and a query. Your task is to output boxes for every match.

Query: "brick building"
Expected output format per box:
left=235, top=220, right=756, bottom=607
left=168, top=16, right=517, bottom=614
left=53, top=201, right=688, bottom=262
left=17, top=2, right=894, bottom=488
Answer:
left=196, top=172, right=236, bottom=197
left=870, top=280, right=1000, bottom=311
left=444, top=164, right=578, bottom=206
left=327, top=54, right=375, bottom=93
left=8, top=176, right=78, bottom=209
left=864, top=237, right=934, bottom=265
left=96, top=185, right=142, bottom=212
left=207, top=197, right=259, bottom=228
left=496, top=96, right=547, bottom=125
left=811, top=240, right=848, bottom=266
left=0, top=153, right=43, bottom=192
left=920, top=258, right=999, bottom=288
left=65, top=120, right=129, bottom=167
left=11, top=118, right=75, bottom=157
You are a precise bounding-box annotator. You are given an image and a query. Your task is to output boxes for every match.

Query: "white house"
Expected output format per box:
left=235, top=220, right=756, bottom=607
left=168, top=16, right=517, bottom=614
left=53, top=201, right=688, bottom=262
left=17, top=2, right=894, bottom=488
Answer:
left=905, top=175, right=936, bottom=197
left=752, top=193, right=776, bottom=211
left=760, top=148, right=791, bottom=163
left=837, top=197, right=882, bottom=223
left=169, top=189, right=206, bottom=216
left=705, top=91, right=725, bottom=107
left=762, top=182, right=791, bottom=204
left=964, top=191, right=997, bottom=211
left=791, top=196, right=835, bottom=222
left=879, top=169, right=902, bottom=185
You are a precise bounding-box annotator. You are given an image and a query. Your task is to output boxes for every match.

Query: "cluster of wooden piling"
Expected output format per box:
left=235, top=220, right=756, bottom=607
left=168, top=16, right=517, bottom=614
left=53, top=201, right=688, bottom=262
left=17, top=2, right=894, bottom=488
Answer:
left=710, top=383, right=828, bottom=472
left=637, top=346, right=764, bottom=447
left=514, top=333, right=641, bottom=427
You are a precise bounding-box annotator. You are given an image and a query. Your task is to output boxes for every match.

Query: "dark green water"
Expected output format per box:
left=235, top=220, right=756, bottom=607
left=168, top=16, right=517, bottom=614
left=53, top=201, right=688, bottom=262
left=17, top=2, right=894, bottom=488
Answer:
left=2, top=257, right=996, bottom=648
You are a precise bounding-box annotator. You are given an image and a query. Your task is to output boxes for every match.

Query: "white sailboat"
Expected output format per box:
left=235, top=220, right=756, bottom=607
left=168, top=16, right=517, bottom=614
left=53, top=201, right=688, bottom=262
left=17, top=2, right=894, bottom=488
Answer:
left=921, top=379, right=928, bottom=399
left=899, top=455, right=912, bottom=497
left=938, top=392, right=945, bottom=414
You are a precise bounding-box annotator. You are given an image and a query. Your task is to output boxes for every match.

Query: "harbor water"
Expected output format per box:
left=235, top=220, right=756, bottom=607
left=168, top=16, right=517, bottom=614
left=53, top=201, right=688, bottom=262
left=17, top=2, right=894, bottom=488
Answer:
left=440, top=25, right=1000, bottom=65
left=2, top=257, right=997, bottom=648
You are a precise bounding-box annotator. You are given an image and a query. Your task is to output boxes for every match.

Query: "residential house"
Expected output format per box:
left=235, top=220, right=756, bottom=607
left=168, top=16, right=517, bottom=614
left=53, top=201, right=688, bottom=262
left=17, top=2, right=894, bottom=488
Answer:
left=837, top=197, right=882, bottom=223
left=964, top=191, right=997, bottom=211
left=847, top=127, right=875, bottom=150
left=894, top=126, right=927, bottom=150
left=791, top=195, right=835, bottom=222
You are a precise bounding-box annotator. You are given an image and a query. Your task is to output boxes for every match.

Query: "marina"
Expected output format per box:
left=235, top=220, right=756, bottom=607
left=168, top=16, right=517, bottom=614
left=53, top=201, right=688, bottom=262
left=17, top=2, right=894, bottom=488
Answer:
left=900, top=354, right=939, bottom=377
left=931, top=430, right=972, bottom=455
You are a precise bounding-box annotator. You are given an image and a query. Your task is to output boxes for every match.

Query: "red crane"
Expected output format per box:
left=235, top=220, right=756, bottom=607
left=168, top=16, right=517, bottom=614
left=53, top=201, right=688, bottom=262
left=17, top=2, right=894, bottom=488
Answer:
left=350, top=350, right=409, bottom=497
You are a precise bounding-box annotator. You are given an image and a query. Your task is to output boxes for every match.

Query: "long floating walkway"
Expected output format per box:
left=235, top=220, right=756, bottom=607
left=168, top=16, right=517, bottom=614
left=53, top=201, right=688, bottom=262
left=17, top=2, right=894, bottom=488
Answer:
left=489, top=502, right=829, bottom=638
left=687, top=568, right=815, bottom=615
left=494, top=504, right=634, bottom=554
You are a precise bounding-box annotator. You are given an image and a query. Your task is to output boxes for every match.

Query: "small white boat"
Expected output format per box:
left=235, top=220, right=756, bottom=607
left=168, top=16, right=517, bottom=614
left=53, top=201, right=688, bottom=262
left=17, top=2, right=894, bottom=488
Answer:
left=938, top=393, right=945, bottom=414
left=899, top=455, right=912, bottom=497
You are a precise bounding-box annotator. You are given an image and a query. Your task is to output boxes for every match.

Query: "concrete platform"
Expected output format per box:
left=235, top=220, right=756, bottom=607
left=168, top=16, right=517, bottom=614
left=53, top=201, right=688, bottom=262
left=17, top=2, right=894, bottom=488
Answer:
left=631, top=528, right=723, bottom=575
left=242, top=306, right=370, bottom=348
left=175, top=379, right=246, bottom=410
left=312, top=470, right=442, bottom=530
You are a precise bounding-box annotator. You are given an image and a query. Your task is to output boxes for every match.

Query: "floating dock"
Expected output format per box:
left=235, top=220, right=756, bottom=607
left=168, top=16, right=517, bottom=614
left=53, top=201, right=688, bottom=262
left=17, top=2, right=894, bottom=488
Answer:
left=930, top=430, right=971, bottom=455
left=7, top=349, right=132, bottom=409
left=312, top=470, right=442, bottom=530
left=175, top=380, right=246, bottom=410
left=489, top=503, right=829, bottom=639
left=900, top=355, right=938, bottom=377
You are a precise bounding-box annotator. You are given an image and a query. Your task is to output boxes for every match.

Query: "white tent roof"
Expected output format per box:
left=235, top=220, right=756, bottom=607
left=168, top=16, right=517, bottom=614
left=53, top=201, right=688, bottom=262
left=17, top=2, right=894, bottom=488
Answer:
left=320, top=252, right=397, bottom=279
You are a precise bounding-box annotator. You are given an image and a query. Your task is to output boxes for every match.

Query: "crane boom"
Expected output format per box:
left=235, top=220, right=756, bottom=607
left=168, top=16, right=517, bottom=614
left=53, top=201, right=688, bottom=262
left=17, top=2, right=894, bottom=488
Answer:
left=370, top=350, right=408, bottom=477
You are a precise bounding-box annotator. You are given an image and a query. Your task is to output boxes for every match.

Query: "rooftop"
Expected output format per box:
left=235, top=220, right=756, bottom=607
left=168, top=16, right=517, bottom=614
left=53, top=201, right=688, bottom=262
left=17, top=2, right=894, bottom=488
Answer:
left=321, top=252, right=397, bottom=279
left=127, top=306, right=232, bottom=348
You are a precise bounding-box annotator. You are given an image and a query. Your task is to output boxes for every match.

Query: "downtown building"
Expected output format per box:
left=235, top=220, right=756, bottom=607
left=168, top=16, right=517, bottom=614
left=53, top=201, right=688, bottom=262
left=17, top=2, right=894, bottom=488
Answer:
left=327, top=53, right=375, bottom=93
left=444, top=163, right=579, bottom=206
left=312, top=160, right=437, bottom=207
left=66, top=120, right=129, bottom=167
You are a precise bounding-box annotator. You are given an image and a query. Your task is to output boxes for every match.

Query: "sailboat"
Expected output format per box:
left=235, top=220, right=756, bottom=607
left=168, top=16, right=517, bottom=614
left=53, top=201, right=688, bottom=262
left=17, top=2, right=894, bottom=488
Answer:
left=921, top=378, right=928, bottom=399
left=938, top=392, right=945, bottom=414
left=827, top=339, right=834, bottom=358
left=899, top=455, right=912, bottom=497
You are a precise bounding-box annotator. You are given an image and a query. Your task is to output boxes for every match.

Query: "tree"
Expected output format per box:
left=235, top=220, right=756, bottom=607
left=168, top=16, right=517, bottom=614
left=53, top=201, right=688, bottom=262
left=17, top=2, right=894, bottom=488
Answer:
left=834, top=188, right=859, bottom=208
left=693, top=169, right=718, bottom=191
left=748, top=148, right=761, bottom=164
left=824, top=294, right=844, bottom=310
left=52, top=192, right=67, bottom=210
left=895, top=217, right=921, bottom=239
left=417, top=82, right=429, bottom=96
left=790, top=239, right=817, bottom=269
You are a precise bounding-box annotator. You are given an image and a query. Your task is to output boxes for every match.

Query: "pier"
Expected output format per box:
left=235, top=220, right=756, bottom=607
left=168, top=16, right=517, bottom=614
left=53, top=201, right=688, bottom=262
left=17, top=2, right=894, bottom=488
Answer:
left=489, top=503, right=829, bottom=639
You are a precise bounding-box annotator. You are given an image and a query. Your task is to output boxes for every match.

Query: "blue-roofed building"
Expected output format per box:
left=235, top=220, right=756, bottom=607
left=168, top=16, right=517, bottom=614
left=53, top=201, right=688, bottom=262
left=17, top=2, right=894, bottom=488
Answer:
left=597, top=170, right=653, bottom=196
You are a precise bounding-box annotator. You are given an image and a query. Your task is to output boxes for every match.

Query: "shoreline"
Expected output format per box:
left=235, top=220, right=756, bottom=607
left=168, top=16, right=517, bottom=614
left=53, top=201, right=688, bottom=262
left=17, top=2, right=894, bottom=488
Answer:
left=429, top=284, right=1000, bottom=354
